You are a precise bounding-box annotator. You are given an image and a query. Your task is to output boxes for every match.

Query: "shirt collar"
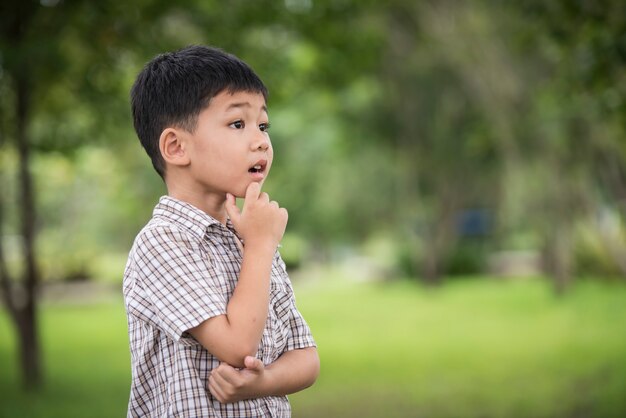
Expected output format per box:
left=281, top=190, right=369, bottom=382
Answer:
left=153, top=195, right=222, bottom=240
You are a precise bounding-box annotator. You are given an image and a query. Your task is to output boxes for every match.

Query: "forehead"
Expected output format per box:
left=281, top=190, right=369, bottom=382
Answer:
left=207, top=90, right=268, bottom=114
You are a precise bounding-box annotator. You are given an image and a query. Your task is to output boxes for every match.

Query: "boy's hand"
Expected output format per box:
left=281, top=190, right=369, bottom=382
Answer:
left=225, top=182, right=288, bottom=249
left=209, top=356, right=268, bottom=403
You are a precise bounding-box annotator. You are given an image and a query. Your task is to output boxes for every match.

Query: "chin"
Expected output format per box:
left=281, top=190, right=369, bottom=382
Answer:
left=231, top=180, right=266, bottom=199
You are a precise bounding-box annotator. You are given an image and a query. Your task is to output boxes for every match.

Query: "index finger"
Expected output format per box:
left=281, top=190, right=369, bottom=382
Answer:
left=244, top=181, right=262, bottom=202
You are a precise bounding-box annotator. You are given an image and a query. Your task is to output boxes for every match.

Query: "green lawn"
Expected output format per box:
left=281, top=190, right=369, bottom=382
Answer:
left=1, top=276, right=625, bottom=417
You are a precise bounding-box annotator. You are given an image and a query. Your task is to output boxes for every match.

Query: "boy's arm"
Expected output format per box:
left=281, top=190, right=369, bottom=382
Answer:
left=189, top=183, right=287, bottom=368
left=208, top=347, right=320, bottom=404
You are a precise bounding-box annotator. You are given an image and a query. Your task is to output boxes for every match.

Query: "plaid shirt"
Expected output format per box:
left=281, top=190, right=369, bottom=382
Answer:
left=123, top=196, right=316, bottom=417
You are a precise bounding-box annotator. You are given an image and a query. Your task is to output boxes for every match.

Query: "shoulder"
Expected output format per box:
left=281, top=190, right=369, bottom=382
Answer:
left=131, top=217, right=205, bottom=259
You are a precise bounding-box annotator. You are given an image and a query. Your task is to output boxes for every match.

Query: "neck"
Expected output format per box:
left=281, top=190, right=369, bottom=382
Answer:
left=166, top=183, right=228, bottom=224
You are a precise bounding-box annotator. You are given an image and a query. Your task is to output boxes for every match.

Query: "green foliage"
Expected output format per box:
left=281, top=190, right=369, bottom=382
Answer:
left=573, top=213, right=626, bottom=279
left=278, top=232, right=309, bottom=270
left=2, top=0, right=626, bottom=282
left=3, top=0, right=626, bottom=404
left=445, top=238, right=490, bottom=276
left=1, top=277, right=625, bottom=417
left=33, top=146, right=163, bottom=281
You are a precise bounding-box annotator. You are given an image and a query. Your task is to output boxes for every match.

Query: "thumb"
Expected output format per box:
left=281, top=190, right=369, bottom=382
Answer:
left=244, top=356, right=263, bottom=371
left=224, top=193, right=241, bottom=225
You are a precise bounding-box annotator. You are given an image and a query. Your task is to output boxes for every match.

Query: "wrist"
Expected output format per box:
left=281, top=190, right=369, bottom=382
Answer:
left=258, top=364, right=277, bottom=397
left=243, top=238, right=279, bottom=255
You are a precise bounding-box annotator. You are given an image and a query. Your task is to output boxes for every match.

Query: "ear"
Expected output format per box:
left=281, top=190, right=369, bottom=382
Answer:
left=159, top=128, right=190, bottom=167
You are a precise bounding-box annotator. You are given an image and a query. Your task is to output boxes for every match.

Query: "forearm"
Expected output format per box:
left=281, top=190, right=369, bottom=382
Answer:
left=191, top=184, right=288, bottom=367
left=190, top=242, right=275, bottom=367
left=224, top=243, right=275, bottom=353
left=261, top=347, right=320, bottom=397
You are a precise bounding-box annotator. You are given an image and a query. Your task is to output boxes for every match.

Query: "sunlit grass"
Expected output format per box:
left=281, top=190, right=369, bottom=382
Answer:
left=0, top=301, right=130, bottom=417
left=1, top=275, right=625, bottom=417
left=291, top=275, right=626, bottom=418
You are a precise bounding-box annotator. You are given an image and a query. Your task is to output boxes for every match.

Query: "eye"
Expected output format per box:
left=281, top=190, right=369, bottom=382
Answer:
left=229, top=120, right=244, bottom=129
left=259, top=122, right=271, bottom=132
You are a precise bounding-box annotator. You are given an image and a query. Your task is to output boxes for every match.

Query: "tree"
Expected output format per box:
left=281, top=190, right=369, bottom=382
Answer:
left=1, top=0, right=47, bottom=390
left=516, top=0, right=626, bottom=291
left=0, top=0, right=178, bottom=389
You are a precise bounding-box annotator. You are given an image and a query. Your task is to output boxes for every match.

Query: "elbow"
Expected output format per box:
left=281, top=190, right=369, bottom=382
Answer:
left=221, top=344, right=259, bottom=368
left=310, top=349, right=321, bottom=385
left=188, top=316, right=262, bottom=367
left=303, top=347, right=321, bottom=388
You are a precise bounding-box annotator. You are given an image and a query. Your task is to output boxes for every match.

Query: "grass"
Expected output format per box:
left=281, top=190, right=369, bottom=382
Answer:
left=1, top=275, right=626, bottom=417
left=0, top=302, right=130, bottom=417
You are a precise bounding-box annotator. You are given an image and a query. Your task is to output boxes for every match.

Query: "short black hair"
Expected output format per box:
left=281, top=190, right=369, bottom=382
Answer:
left=130, top=45, right=268, bottom=179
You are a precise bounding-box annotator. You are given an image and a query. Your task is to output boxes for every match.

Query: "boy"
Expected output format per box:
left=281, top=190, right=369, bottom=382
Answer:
left=123, top=45, right=319, bottom=417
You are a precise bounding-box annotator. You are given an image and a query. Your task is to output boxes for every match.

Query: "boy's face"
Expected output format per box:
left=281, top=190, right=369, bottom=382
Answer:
left=184, top=90, right=272, bottom=198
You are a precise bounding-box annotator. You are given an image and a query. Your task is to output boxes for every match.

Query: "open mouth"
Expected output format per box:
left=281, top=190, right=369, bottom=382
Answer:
left=248, top=160, right=267, bottom=174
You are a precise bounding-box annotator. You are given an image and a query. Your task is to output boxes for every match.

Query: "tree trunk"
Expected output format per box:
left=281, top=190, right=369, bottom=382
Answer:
left=421, top=189, right=459, bottom=286
left=421, top=244, right=443, bottom=285
left=16, top=307, right=41, bottom=388
left=14, top=71, right=42, bottom=390
left=542, top=223, right=572, bottom=296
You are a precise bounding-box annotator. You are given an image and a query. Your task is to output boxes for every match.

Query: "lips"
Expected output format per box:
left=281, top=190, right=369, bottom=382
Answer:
left=248, top=159, right=267, bottom=174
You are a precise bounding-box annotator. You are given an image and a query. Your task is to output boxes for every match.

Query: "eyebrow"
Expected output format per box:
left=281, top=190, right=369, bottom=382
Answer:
left=226, top=102, right=268, bottom=113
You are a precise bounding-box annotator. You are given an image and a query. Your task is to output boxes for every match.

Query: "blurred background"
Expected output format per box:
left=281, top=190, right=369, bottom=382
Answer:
left=1, top=0, right=626, bottom=417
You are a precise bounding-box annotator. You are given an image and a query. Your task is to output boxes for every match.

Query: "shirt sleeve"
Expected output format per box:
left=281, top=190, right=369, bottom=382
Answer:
left=275, top=255, right=316, bottom=351
left=128, top=224, right=227, bottom=344
left=286, top=295, right=317, bottom=351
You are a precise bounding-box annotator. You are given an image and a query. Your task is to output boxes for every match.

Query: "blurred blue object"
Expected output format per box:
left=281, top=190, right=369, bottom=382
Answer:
left=457, top=209, right=492, bottom=237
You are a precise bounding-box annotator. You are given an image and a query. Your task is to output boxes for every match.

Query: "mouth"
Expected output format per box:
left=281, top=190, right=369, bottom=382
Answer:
left=248, top=159, right=268, bottom=174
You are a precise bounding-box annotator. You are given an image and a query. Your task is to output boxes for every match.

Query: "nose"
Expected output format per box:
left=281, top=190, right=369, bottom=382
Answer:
left=251, top=131, right=270, bottom=152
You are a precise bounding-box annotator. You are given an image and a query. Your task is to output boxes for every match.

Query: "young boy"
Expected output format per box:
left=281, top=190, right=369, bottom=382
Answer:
left=123, top=45, right=319, bottom=417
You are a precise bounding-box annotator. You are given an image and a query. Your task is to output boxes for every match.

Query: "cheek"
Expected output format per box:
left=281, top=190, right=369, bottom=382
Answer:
left=265, top=151, right=274, bottom=172
left=206, top=142, right=231, bottom=164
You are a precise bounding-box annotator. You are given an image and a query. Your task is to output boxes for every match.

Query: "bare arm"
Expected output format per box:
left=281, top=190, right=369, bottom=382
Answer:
left=208, top=347, right=320, bottom=403
left=189, top=183, right=288, bottom=367
left=263, top=347, right=320, bottom=395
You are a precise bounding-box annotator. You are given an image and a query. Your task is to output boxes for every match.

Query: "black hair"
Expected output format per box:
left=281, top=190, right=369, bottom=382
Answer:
left=130, top=45, right=268, bottom=179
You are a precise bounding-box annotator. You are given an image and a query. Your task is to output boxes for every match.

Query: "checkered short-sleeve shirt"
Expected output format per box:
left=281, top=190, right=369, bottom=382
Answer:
left=123, top=196, right=316, bottom=417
